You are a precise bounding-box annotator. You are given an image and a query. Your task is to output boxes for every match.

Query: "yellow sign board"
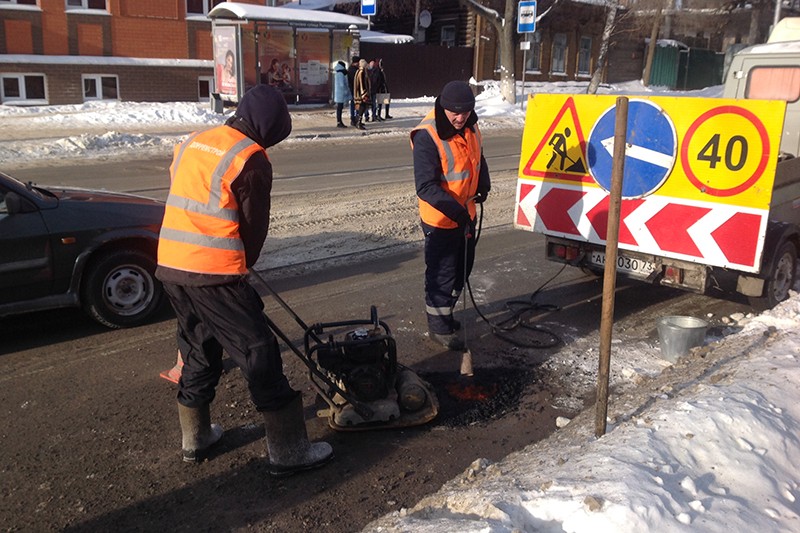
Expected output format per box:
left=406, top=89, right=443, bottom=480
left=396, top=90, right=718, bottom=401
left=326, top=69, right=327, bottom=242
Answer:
left=518, top=94, right=786, bottom=209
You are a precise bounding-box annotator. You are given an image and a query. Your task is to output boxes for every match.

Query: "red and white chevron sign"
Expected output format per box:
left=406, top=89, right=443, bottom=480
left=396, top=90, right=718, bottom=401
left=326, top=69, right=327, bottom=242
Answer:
left=515, top=181, right=768, bottom=272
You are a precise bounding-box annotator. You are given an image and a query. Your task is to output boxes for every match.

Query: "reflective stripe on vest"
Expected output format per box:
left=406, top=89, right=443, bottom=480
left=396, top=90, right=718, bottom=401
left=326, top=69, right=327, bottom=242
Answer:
left=157, top=126, right=264, bottom=275
left=410, top=110, right=483, bottom=229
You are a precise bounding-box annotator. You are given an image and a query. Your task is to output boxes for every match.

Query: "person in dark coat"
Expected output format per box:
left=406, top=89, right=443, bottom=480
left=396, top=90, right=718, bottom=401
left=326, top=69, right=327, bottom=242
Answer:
left=377, top=58, right=392, bottom=119
left=367, top=59, right=383, bottom=122
left=157, top=85, right=333, bottom=476
left=409, top=81, right=491, bottom=350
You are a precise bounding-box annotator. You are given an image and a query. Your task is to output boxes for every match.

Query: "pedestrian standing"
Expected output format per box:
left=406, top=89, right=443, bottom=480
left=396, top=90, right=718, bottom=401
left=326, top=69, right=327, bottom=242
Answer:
left=347, top=56, right=360, bottom=126
left=377, top=59, right=392, bottom=119
left=353, top=58, right=371, bottom=131
left=333, top=60, right=351, bottom=128
left=157, top=85, right=333, bottom=476
left=410, top=81, right=491, bottom=350
left=367, top=59, right=383, bottom=122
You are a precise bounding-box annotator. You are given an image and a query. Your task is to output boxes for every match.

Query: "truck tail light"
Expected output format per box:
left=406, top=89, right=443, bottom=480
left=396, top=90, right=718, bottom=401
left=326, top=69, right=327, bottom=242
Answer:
left=664, top=266, right=683, bottom=284
left=552, top=244, right=567, bottom=259
left=565, top=246, right=580, bottom=261
left=550, top=243, right=580, bottom=262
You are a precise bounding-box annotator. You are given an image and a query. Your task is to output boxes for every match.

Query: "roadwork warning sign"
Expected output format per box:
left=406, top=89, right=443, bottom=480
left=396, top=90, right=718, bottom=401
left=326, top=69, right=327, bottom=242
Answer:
left=515, top=94, right=786, bottom=272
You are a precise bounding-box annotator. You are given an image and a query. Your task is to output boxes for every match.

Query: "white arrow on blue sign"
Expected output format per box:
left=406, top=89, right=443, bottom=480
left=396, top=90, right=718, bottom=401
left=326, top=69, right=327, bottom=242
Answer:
left=587, top=99, right=677, bottom=198
left=518, top=1, right=537, bottom=33
left=361, top=0, right=376, bottom=16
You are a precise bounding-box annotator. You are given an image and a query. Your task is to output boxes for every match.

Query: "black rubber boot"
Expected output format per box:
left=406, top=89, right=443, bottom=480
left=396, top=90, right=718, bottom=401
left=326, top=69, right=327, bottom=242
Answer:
left=178, top=403, right=224, bottom=463
left=428, top=330, right=466, bottom=351
left=385, top=104, right=393, bottom=119
left=262, top=394, right=333, bottom=477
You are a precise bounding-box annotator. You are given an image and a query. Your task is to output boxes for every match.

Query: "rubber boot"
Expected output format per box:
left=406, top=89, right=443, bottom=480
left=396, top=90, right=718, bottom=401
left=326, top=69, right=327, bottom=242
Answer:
left=385, top=104, right=393, bottom=119
left=262, top=394, right=333, bottom=477
left=178, top=403, right=224, bottom=463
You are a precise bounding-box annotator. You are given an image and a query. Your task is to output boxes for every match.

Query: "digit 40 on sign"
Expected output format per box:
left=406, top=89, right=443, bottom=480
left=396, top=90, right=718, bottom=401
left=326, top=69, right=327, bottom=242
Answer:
left=680, top=105, right=770, bottom=197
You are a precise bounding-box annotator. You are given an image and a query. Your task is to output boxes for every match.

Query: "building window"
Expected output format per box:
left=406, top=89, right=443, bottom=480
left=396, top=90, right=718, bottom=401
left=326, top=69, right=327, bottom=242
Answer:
left=187, top=0, right=225, bottom=16
left=577, top=36, right=592, bottom=75
left=82, top=74, right=118, bottom=101
left=66, top=0, right=107, bottom=9
left=552, top=33, right=567, bottom=74
left=198, top=76, right=213, bottom=101
left=525, top=31, right=542, bottom=72
left=441, top=25, right=456, bottom=48
left=1, top=73, right=47, bottom=104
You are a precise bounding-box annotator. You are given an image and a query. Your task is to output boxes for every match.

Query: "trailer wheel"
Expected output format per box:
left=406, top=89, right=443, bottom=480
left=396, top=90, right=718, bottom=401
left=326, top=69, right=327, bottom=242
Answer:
left=750, top=240, right=797, bottom=310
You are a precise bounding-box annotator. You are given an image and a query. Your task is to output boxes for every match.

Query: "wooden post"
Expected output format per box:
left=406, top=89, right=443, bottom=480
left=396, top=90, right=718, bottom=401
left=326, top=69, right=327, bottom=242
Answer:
left=595, top=96, right=628, bottom=438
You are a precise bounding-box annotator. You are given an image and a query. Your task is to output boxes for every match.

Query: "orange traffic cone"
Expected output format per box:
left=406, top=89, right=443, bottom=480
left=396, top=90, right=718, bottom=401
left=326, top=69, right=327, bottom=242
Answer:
left=159, top=350, right=184, bottom=384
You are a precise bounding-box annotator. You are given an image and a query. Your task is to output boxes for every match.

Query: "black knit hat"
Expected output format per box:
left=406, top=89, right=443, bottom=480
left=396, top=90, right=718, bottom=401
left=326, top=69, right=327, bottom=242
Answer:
left=439, top=81, right=475, bottom=113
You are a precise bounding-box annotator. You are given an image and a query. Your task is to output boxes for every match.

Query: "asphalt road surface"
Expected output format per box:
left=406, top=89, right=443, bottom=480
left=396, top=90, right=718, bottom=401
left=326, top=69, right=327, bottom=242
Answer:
left=0, top=130, right=754, bottom=532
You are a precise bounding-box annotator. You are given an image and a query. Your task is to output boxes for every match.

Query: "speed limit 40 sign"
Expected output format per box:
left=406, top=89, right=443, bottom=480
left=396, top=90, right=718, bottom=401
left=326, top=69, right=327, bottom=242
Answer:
left=681, top=105, right=771, bottom=198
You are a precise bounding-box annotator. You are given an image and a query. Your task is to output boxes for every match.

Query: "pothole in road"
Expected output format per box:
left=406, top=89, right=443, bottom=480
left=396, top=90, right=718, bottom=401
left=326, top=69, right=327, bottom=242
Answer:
left=421, top=367, right=541, bottom=427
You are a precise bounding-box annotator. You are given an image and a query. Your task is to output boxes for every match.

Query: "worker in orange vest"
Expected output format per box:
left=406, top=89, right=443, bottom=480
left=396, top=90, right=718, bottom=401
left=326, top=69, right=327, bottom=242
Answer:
left=157, top=85, right=332, bottom=475
left=410, top=81, right=491, bottom=350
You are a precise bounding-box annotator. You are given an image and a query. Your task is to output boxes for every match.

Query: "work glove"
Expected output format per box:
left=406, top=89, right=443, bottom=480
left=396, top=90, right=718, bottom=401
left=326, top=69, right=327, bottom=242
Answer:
left=454, top=209, right=472, bottom=228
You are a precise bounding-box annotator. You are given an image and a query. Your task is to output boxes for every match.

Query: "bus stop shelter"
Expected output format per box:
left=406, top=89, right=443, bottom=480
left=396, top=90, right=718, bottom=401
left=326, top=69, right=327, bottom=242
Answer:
left=208, top=2, right=368, bottom=104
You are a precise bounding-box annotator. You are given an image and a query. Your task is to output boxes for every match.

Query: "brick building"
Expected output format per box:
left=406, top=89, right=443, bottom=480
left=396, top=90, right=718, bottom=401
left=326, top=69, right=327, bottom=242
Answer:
left=0, top=0, right=268, bottom=105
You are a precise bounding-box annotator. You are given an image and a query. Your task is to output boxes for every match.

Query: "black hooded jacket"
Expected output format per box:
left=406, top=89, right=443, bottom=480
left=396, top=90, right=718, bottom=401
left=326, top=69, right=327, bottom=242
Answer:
left=157, top=86, right=292, bottom=286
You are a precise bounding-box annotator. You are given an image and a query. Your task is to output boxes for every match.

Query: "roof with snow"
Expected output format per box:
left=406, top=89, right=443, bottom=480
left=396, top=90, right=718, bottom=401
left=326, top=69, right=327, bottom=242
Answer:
left=208, top=2, right=368, bottom=29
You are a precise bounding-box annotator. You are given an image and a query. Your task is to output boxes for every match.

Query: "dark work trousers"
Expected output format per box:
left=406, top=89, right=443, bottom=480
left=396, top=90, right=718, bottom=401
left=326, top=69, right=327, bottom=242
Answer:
left=163, top=280, right=297, bottom=412
left=422, top=220, right=476, bottom=334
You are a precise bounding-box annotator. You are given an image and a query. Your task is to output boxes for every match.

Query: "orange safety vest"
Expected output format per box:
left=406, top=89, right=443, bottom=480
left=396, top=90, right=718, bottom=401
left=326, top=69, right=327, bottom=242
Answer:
left=157, top=126, right=265, bottom=275
left=410, top=109, right=483, bottom=229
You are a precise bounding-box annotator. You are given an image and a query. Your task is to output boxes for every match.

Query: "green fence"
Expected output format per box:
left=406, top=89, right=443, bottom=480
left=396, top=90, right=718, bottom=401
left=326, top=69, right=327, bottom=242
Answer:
left=647, top=45, right=724, bottom=90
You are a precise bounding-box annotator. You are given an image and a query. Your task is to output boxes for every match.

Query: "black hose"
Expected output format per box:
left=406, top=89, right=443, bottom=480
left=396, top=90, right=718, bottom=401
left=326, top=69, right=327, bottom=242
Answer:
left=465, top=202, right=563, bottom=349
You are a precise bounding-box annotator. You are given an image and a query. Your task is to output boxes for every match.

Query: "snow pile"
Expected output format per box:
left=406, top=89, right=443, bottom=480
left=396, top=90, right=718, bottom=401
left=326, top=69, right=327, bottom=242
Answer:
left=0, top=80, right=723, bottom=168
left=365, top=295, right=800, bottom=532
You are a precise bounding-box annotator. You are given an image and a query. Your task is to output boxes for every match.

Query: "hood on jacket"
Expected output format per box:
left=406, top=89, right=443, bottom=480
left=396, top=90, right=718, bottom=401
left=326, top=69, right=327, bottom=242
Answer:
left=226, top=85, right=292, bottom=149
left=334, top=61, right=347, bottom=74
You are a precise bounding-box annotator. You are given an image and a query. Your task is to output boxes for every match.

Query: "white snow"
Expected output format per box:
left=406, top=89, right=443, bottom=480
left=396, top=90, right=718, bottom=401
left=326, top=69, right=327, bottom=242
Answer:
left=3, top=79, right=799, bottom=533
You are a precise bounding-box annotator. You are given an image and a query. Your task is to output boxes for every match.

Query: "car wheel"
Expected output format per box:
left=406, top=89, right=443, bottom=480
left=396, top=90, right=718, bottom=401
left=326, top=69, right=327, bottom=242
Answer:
left=749, top=240, right=797, bottom=311
left=82, top=249, right=163, bottom=329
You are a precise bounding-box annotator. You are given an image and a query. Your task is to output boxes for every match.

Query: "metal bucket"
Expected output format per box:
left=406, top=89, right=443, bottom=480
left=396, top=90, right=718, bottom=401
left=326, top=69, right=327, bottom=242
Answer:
left=656, top=316, right=708, bottom=363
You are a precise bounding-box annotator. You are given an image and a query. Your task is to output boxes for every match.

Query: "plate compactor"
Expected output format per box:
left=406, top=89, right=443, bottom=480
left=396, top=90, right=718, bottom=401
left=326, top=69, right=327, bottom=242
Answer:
left=250, top=271, right=439, bottom=431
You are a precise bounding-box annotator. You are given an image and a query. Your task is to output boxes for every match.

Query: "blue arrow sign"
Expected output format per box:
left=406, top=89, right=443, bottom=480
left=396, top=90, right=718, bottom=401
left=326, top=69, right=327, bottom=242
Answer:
left=587, top=99, right=677, bottom=198
left=361, top=0, right=376, bottom=16
left=518, top=1, right=537, bottom=33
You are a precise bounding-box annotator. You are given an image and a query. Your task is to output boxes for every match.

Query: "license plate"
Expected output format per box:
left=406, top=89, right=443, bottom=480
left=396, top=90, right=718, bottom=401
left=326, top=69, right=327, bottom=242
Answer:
left=590, top=251, right=656, bottom=276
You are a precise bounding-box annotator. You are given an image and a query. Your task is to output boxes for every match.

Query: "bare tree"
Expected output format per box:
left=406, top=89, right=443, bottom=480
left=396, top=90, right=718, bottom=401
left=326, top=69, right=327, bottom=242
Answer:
left=460, top=0, right=518, bottom=103
left=461, top=0, right=562, bottom=104
left=587, top=0, right=620, bottom=94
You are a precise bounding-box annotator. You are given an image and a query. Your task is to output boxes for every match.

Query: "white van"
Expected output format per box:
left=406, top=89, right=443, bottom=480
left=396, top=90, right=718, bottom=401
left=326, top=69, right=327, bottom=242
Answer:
left=723, top=40, right=800, bottom=158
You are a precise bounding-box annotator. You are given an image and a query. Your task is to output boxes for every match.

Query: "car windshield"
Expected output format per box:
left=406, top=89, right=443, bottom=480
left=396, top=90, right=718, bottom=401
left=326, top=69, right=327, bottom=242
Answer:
left=1, top=172, right=52, bottom=201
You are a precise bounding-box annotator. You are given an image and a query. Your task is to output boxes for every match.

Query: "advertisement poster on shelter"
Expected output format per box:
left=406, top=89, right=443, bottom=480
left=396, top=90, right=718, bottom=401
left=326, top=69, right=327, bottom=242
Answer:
left=213, top=26, right=238, bottom=97
left=260, top=29, right=294, bottom=93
